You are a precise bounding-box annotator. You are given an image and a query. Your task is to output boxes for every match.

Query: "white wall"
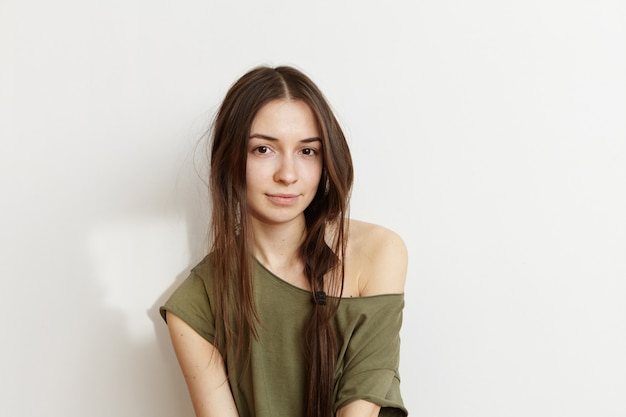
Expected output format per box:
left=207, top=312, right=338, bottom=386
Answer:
left=1, top=1, right=624, bottom=416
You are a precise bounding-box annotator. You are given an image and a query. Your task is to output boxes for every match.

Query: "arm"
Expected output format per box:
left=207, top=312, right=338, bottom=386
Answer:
left=337, top=399, right=381, bottom=417
left=166, top=312, right=239, bottom=417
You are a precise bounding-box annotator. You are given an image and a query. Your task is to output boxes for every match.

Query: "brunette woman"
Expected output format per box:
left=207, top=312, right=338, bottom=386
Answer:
left=161, top=66, right=408, bottom=417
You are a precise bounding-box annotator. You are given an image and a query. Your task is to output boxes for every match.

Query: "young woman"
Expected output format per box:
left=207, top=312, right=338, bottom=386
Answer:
left=160, top=66, right=408, bottom=417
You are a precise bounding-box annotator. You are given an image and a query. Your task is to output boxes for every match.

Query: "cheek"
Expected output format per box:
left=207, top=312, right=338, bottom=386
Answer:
left=313, top=161, right=323, bottom=183
left=246, top=157, right=263, bottom=177
left=246, top=159, right=275, bottom=190
left=245, top=159, right=258, bottom=189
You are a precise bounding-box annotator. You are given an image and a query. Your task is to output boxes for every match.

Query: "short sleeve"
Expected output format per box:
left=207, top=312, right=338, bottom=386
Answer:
left=334, top=295, right=407, bottom=417
left=159, top=259, right=216, bottom=345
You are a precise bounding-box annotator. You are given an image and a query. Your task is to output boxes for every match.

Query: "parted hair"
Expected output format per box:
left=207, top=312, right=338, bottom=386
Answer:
left=209, top=65, right=353, bottom=417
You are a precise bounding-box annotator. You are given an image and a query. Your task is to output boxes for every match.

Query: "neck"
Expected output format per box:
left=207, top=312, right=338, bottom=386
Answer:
left=248, top=215, right=307, bottom=272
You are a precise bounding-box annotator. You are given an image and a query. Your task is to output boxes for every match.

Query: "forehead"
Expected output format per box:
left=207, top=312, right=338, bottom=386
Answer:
left=250, top=99, right=319, bottom=138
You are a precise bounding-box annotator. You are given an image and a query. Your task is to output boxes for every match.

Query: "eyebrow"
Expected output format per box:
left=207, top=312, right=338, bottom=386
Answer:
left=249, top=133, right=321, bottom=143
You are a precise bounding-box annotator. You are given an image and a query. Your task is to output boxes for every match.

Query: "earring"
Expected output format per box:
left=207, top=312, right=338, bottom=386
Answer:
left=324, top=172, right=330, bottom=195
left=234, top=202, right=241, bottom=236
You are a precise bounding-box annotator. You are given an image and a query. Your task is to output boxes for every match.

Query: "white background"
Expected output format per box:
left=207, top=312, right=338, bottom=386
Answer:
left=1, top=1, right=625, bottom=416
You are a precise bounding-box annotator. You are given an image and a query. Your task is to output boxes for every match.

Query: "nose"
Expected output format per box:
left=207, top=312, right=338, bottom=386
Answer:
left=273, top=155, right=298, bottom=184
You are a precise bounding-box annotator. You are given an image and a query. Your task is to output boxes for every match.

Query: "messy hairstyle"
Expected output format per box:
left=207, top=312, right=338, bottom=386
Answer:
left=209, top=65, right=353, bottom=417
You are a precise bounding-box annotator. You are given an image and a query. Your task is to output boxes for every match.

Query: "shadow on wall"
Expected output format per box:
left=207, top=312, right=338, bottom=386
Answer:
left=76, top=137, right=211, bottom=416
left=73, top=278, right=194, bottom=417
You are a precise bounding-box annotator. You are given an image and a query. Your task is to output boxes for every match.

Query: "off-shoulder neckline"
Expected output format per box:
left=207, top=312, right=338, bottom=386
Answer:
left=254, top=258, right=404, bottom=302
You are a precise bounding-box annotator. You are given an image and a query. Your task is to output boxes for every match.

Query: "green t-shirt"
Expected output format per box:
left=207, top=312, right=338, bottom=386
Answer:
left=160, top=255, right=407, bottom=417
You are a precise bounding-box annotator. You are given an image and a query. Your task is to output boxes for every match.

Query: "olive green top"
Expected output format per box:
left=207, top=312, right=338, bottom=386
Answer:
left=160, top=255, right=407, bottom=417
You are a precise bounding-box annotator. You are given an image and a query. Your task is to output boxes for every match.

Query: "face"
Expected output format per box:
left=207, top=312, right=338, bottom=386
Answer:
left=246, top=99, right=323, bottom=228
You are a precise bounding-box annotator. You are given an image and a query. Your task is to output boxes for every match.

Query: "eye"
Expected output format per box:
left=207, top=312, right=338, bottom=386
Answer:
left=254, top=145, right=271, bottom=154
left=301, top=148, right=318, bottom=156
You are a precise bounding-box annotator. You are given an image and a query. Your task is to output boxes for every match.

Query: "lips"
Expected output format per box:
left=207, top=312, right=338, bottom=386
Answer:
left=266, top=193, right=300, bottom=205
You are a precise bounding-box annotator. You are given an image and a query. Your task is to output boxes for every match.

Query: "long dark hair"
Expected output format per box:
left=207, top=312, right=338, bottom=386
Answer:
left=209, top=66, right=353, bottom=417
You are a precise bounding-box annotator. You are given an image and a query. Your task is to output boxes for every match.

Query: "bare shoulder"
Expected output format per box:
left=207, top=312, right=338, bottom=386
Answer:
left=344, top=219, right=408, bottom=297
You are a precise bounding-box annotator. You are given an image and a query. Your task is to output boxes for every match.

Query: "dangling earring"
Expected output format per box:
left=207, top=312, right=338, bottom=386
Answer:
left=234, top=202, right=241, bottom=236
left=324, top=171, right=330, bottom=195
